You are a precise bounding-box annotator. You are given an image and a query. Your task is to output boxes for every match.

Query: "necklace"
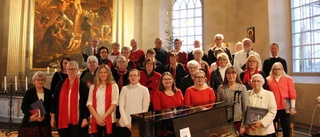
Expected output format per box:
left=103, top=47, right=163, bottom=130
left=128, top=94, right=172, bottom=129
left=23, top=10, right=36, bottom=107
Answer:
left=99, top=58, right=108, bottom=64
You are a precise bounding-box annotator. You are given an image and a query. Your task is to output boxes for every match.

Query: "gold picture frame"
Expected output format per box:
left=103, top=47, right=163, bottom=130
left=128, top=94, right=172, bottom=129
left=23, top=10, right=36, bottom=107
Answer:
left=30, top=0, right=114, bottom=69
left=247, top=27, right=255, bottom=43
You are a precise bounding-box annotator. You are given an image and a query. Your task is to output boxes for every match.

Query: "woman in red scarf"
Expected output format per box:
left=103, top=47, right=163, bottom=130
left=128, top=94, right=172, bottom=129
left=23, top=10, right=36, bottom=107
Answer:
left=50, top=61, right=90, bottom=137
left=87, top=65, right=119, bottom=137
left=240, top=55, right=268, bottom=90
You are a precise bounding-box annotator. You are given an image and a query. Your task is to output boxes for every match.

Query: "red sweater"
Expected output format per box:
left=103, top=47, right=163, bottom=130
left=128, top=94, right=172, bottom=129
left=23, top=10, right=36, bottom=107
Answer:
left=129, top=49, right=145, bottom=69
left=184, top=86, right=216, bottom=107
left=153, top=89, right=184, bottom=111
left=267, top=75, right=297, bottom=110
left=139, top=71, right=161, bottom=103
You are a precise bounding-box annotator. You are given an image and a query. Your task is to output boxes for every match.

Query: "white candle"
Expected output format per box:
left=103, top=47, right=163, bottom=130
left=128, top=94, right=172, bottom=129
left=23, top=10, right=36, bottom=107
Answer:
left=25, top=76, right=28, bottom=91
left=47, top=67, right=50, bottom=75
left=54, top=68, right=57, bottom=72
left=4, top=76, right=6, bottom=91
left=14, top=76, right=17, bottom=91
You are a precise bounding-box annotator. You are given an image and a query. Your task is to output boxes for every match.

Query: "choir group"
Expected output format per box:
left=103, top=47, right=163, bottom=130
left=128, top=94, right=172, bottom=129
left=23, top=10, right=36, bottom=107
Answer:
left=18, top=34, right=297, bottom=137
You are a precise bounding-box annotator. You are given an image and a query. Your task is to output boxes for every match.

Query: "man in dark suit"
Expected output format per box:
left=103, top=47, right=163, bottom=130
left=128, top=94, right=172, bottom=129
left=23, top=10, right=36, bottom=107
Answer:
left=263, top=43, right=288, bottom=76
left=82, top=37, right=99, bottom=67
left=153, top=38, right=167, bottom=65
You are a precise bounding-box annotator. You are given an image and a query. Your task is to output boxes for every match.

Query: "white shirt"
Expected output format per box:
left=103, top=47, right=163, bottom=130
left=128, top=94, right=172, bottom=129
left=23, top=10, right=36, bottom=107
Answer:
left=119, top=83, right=150, bottom=127
left=233, top=50, right=262, bottom=73
left=37, top=92, right=44, bottom=101
left=87, top=84, right=119, bottom=123
left=108, top=52, right=120, bottom=63
left=246, top=89, right=277, bottom=136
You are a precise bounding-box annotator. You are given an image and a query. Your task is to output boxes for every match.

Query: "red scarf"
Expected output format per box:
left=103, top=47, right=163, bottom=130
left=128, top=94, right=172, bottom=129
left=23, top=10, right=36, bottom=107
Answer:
left=216, top=61, right=220, bottom=67
left=91, top=84, right=112, bottom=134
left=58, top=78, right=79, bottom=129
left=117, top=69, right=127, bottom=90
left=242, top=68, right=259, bottom=87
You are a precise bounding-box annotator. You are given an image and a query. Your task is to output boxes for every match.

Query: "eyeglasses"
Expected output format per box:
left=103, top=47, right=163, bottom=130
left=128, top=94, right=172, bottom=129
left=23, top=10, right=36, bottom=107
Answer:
left=273, top=68, right=282, bottom=71
left=252, top=80, right=262, bottom=83
left=226, top=72, right=237, bottom=75
left=248, top=61, right=257, bottom=63
left=162, top=78, right=173, bottom=81
left=129, top=74, right=139, bottom=77
left=194, top=76, right=205, bottom=79
left=100, top=52, right=108, bottom=54
left=67, top=68, right=77, bottom=71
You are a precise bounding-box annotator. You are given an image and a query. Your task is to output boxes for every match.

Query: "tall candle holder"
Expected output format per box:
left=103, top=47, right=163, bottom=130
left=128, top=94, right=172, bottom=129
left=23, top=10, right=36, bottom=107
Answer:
left=3, top=84, right=13, bottom=136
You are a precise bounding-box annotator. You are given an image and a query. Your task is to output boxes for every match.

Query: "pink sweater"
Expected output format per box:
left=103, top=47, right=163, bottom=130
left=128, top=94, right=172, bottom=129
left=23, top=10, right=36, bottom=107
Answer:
left=267, top=75, right=297, bottom=110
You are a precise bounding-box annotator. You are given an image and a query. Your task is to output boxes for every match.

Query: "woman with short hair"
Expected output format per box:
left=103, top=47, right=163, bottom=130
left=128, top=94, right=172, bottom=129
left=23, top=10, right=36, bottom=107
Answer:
left=19, top=71, right=52, bottom=137
left=80, top=55, right=99, bottom=87
left=242, top=74, right=277, bottom=136
left=184, top=70, right=216, bottom=107
left=240, top=55, right=268, bottom=90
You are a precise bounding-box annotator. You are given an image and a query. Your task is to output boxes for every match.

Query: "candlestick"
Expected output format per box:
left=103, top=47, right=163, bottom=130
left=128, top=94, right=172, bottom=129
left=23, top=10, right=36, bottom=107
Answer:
left=4, top=76, right=6, bottom=91
left=47, top=67, right=50, bottom=75
left=14, top=76, right=17, bottom=91
left=25, top=76, right=28, bottom=91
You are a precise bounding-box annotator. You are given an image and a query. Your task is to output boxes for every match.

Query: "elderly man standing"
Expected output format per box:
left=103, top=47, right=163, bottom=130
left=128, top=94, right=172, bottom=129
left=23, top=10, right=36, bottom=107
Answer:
left=82, top=37, right=99, bottom=67
left=188, top=40, right=208, bottom=62
left=207, top=34, right=233, bottom=65
left=153, top=38, right=167, bottom=65
left=129, top=39, right=145, bottom=70
left=263, top=43, right=288, bottom=76
left=234, top=38, right=262, bottom=73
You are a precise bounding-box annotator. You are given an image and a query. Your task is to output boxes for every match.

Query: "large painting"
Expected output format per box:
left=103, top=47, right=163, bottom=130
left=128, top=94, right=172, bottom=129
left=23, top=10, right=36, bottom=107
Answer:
left=32, top=0, right=113, bottom=69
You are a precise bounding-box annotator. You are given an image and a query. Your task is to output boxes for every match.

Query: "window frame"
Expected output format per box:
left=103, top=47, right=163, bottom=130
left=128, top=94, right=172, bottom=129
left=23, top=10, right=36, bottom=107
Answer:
left=290, top=0, right=320, bottom=74
left=171, top=0, right=204, bottom=52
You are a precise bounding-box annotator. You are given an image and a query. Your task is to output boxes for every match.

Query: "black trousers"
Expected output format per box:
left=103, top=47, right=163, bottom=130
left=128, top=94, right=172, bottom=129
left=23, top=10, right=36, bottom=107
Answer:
left=92, top=123, right=116, bottom=137
left=119, top=127, right=131, bottom=137
left=274, top=110, right=291, bottom=137
left=243, top=133, right=276, bottom=137
left=58, top=124, right=88, bottom=137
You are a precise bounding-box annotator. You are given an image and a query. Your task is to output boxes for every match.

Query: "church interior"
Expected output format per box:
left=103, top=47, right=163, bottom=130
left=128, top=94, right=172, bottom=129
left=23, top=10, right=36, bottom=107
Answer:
left=0, top=0, right=320, bottom=136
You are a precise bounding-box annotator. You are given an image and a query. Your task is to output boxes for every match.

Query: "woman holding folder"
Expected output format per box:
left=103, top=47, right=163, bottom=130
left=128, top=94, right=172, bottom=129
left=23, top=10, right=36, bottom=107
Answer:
left=19, top=71, right=52, bottom=137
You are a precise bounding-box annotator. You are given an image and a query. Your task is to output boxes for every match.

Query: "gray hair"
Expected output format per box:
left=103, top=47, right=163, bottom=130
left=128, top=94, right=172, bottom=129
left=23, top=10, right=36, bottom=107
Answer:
left=251, top=73, right=265, bottom=84
left=67, top=61, right=79, bottom=69
left=87, top=55, right=98, bottom=63
left=32, top=71, right=46, bottom=83
left=115, top=56, right=128, bottom=68
left=192, top=48, right=203, bottom=55
left=214, top=34, right=224, bottom=40
left=121, top=46, right=130, bottom=52
left=217, top=53, right=230, bottom=64
left=187, top=60, right=200, bottom=69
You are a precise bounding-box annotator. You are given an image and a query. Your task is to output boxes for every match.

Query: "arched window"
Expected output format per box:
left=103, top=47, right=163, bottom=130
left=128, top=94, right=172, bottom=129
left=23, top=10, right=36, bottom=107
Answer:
left=291, top=0, right=320, bottom=72
left=172, top=0, right=202, bottom=52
